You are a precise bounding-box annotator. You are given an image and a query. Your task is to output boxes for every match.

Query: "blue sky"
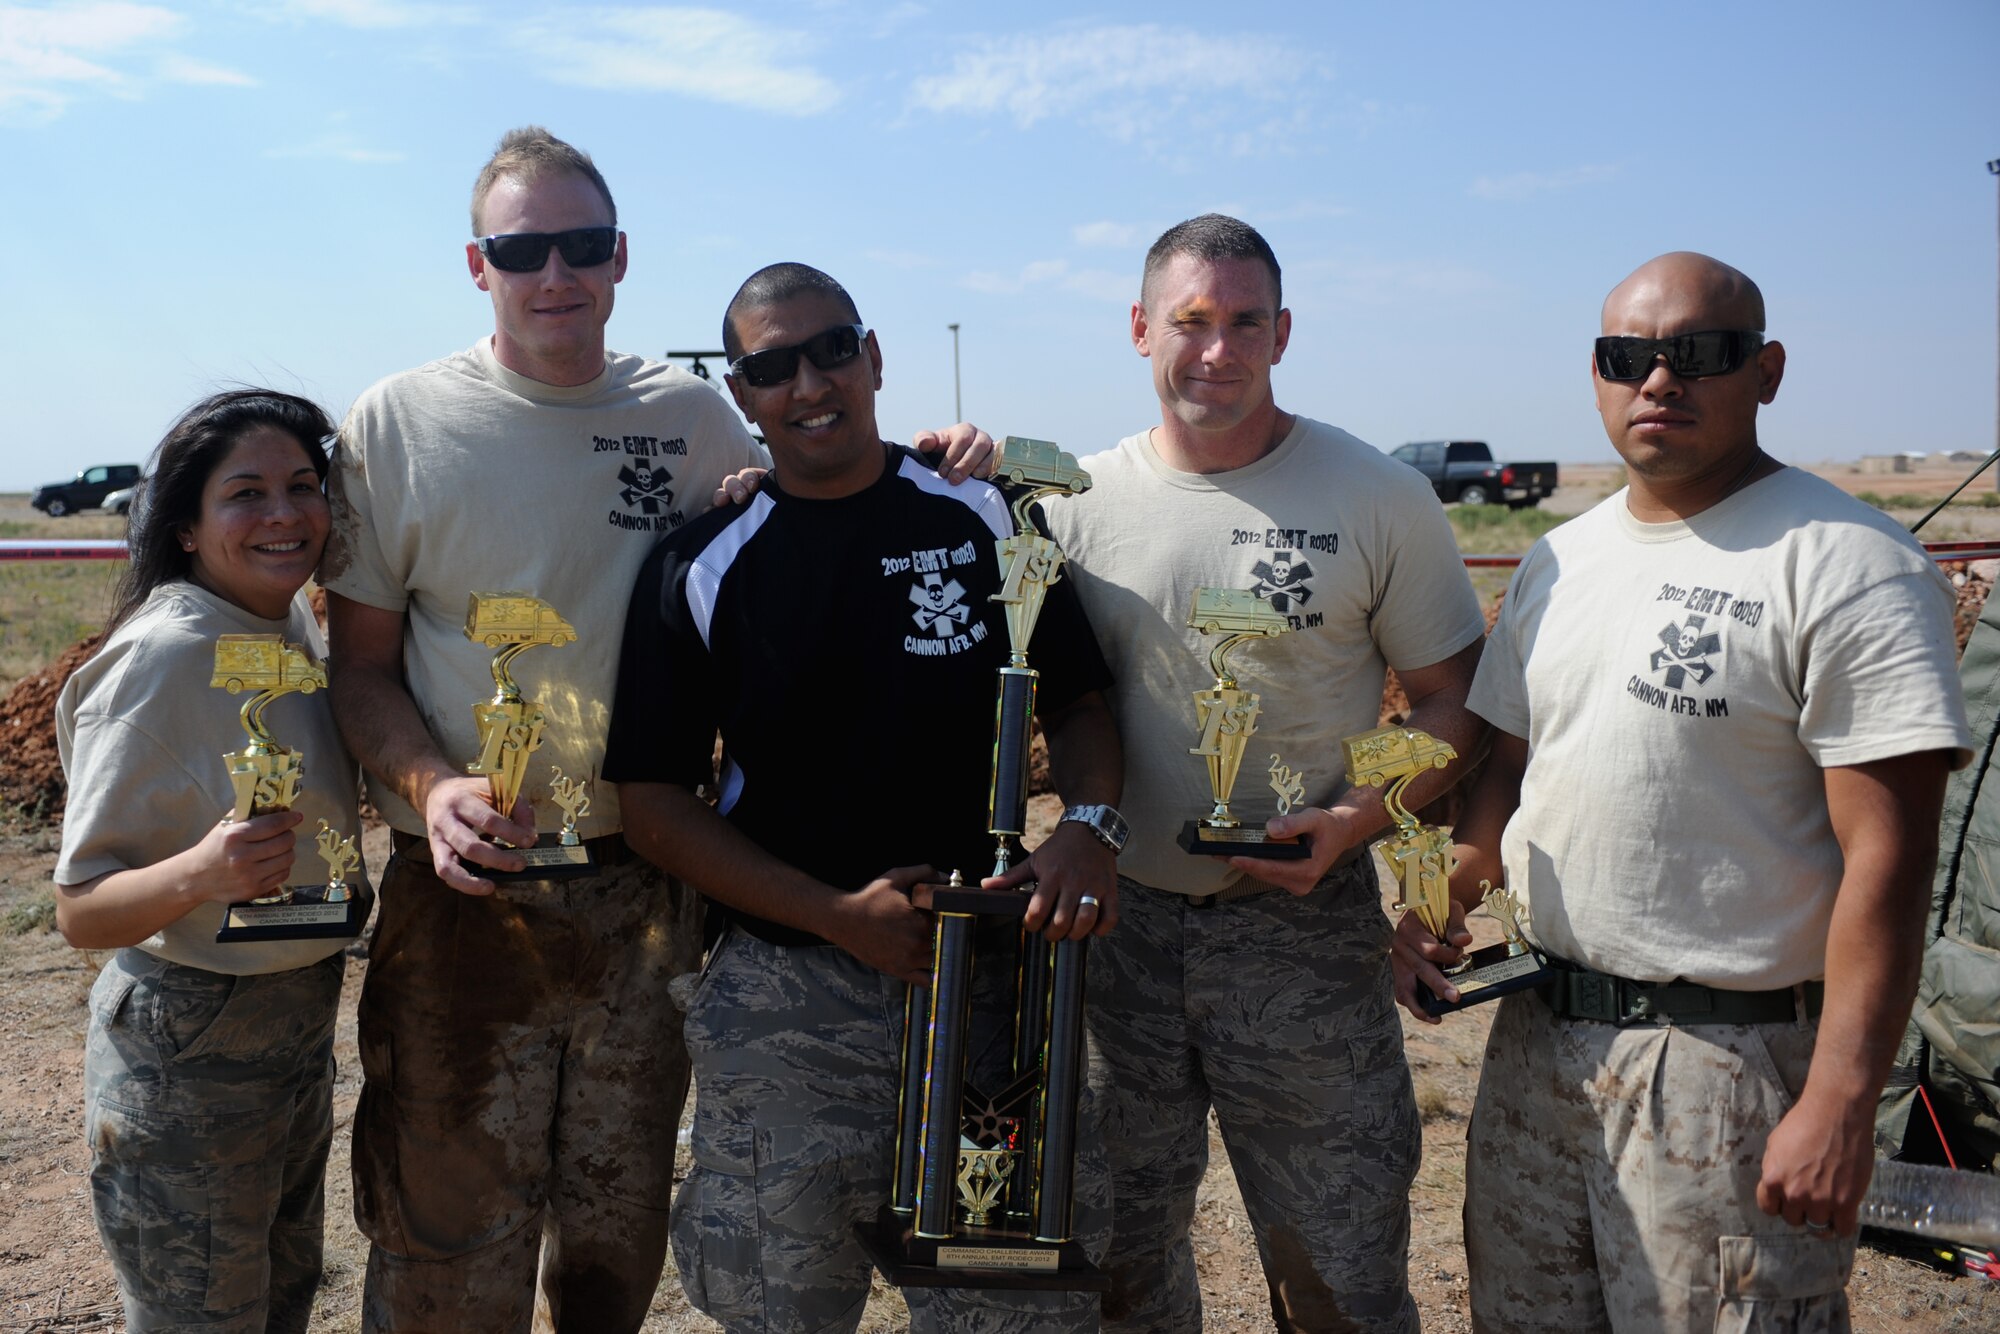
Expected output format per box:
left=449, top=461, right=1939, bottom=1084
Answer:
left=2, top=1, right=1996, bottom=491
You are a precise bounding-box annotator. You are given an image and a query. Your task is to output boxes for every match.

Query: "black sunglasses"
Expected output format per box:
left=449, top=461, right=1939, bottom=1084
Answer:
left=475, top=226, right=619, bottom=274
left=728, top=324, right=867, bottom=388
left=1593, top=330, right=1764, bottom=382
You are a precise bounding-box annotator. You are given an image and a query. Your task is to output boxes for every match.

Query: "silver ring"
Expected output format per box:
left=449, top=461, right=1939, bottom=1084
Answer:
left=1078, top=895, right=1101, bottom=910
left=1804, top=1220, right=1832, bottom=1233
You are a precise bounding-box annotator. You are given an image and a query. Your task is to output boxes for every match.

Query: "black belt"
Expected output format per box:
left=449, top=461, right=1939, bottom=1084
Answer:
left=1185, top=845, right=1367, bottom=910
left=1538, top=959, right=1823, bottom=1027
left=389, top=828, right=633, bottom=869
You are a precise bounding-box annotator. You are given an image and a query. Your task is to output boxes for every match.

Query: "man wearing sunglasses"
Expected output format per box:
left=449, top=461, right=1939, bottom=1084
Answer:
left=605, top=262, right=1122, bottom=1331
left=321, top=128, right=993, bottom=1334
left=1034, top=215, right=1488, bottom=1333
left=1395, top=251, right=1971, bottom=1332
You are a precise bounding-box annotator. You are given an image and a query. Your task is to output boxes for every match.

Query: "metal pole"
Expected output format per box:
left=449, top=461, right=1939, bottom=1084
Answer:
left=1990, top=160, right=1999, bottom=488
left=948, top=323, right=963, bottom=422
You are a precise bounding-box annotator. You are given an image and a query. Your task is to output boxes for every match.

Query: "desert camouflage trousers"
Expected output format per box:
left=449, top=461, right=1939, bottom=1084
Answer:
left=1465, top=990, right=1855, bottom=1333
left=674, top=924, right=1112, bottom=1334
left=1087, top=864, right=1422, bottom=1334
left=84, top=947, right=344, bottom=1334
left=351, top=843, right=702, bottom=1334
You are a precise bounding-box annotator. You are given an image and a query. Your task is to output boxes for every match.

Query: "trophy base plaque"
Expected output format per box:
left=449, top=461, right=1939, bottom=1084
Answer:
left=484, top=836, right=596, bottom=883
left=1417, top=942, right=1553, bottom=1017
left=217, top=891, right=367, bottom=943
left=1177, top=821, right=1311, bottom=859
left=855, top=1207, right=1107, bottom=1292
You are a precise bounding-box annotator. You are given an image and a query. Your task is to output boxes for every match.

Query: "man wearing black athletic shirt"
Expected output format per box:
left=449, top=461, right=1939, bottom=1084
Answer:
left=605, top=263, right=1122, bottom=1332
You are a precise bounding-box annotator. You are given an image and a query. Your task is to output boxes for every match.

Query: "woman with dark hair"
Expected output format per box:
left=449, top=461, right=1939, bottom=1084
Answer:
left=53, top=388, right=363, bottom=1333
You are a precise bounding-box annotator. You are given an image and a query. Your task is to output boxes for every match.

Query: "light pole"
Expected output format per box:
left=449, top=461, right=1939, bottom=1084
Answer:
left=1990, top=160, right=1999, bottom=474
left=948, top=323, right=963, bottom=422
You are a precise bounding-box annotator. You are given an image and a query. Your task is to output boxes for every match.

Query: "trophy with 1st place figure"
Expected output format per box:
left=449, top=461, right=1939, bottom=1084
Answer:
left=210, top=634, right=366, bottom=942
left=464, top=592, right=594, bottom=880
left=1341, top=723, right=1551, bottom=1016
left=859, top=436, right=1107, bottom=1291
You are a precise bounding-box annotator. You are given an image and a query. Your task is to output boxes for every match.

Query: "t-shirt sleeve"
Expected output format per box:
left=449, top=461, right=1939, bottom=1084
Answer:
left=1467, top=559, right=1535, bottom=739
left=603, top=541, right=721, bottom=789
left=55, top=713, right=218, bottom=886
left=1798, top=570, right=1974, bottom=770
left=1369, top=485, right=1487, bottom=671
left=1025, top=567, right=1114, bottom=716
left=320, top=399, right=409, bottom=614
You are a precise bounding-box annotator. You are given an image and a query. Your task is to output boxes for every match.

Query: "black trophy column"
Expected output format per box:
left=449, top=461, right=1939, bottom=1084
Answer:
left=1033, top=936, right=1088, bottom=1243
left=914, top=912, right=976, bottom=1239
left=891, top=982, right=930, bottom=1215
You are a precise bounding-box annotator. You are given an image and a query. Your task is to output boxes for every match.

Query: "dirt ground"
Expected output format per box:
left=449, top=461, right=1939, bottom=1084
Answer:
left=5, top=462, right=1999, bottom=1331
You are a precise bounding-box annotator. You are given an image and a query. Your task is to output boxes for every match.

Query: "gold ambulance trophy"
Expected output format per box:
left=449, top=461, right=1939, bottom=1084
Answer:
left=210, top=634, right=365, bottom=942
left=860, top=437, right=1105, bottom=1292
left=464, top=592, right=593, bottom=880
left=1341, top=724, right=1550, bottom=1015
left=1176, top=589, right=1310, bottom=859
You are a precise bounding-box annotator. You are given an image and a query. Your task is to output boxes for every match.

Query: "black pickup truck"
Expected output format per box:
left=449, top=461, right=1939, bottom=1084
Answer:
left=1390, top=440, right=1558, bottom=508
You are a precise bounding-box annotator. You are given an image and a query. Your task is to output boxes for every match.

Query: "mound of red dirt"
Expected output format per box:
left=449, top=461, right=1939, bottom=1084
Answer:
left=0, top=635, right=101, bottom=819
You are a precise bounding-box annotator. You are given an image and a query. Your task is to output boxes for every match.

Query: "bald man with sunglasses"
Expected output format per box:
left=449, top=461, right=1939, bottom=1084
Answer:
left=1394, top=252, right=1972, bottom=1332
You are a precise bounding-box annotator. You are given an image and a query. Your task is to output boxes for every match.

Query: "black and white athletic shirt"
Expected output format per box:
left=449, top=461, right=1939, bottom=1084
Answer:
left=604, top=444, right=1112, bottom=947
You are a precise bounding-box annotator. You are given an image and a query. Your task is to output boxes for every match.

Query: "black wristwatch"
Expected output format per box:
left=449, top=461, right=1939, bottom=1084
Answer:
left=1059, top=804, right=1129, bottom=855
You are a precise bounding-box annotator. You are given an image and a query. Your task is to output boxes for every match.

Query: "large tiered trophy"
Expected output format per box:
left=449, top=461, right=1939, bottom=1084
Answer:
left=464, top=593, right=594, bottom=880
left=1176, top=589, right=1310, bottom=859
left=858, top=437, right=1105, bottom=1291
left=210, top=634, right=365, bottom=942
left=1342, top=724, right=1550, bottom=1015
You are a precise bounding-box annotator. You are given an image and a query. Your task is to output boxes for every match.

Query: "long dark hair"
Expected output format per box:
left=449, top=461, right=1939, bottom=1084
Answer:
left=105, top=389, right=335, bottom=638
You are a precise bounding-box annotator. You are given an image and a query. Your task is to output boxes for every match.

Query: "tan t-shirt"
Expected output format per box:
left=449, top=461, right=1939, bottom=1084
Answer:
left=1469, top=468, right=1973, bottom=989
left=1042, top=417, right=1487, bottom=896
left=322, top=339, right=768, bottom=838
left=55, top=582, right=362, bottom=975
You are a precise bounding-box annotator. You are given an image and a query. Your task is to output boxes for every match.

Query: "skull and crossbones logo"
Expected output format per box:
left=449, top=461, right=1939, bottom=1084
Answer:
left=909, top=573, right=971, bottom=636
left=1249, top=549, right=1314, bottom=613
left=617, top=461, right=675, bottom=514
left=1649, top=614, right=1721, bottom=690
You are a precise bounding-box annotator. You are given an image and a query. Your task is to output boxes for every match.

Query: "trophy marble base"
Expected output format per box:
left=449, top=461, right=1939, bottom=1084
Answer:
left=1417, top=942, right=1553, bottom=1017
left=1177, top=821, right=1311, bottom=859
left=856, top=1207, right=1107, bottom=1291
left=217, top=891, right=366, bottom=943
left=484, top=836, right=596, bottom=883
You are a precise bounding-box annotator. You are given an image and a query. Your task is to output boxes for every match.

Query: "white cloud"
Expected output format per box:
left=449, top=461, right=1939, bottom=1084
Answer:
left=279, top=0, right=470, bottom=27
left=962, top=258, right=1129, bottom=304
left=264, top=132, right=404, bottom=163
left=0, top=2, right=259, bottom=121
left=1469, top=164, right=1618, bottom=201
left=911, top=23, right=1313, bottom=156
left=1073, top=221, right=1141, bottom=249
left=511, top=7, right=838, bottom=116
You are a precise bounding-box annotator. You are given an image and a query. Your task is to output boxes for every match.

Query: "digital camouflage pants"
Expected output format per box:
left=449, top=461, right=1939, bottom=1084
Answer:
left=1465, top=990, right=1855, bottom=1333
left=351, top=844, right=702, bottom=1334
left=85, top=947, right=344, bottom=1334
left=674, top=924, right=1112, bottom=1334
left=1087, top=864, right=1422, bottom=1334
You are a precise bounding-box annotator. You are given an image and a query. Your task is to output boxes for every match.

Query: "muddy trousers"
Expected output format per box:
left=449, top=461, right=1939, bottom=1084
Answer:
left=84, top=948, right=344, bottom=1334
left=351, top=846, right=702, bottom=1334
left=1464, top=990, right=1855, bottom=1334
left=674, top=925, right=1111, bottom=1334
left=1087, top=866, right=1421, bottom=1334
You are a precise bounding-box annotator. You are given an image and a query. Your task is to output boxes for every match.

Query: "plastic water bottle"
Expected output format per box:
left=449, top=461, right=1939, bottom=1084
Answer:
left=1861, top=1159, right=2000, bottom=1247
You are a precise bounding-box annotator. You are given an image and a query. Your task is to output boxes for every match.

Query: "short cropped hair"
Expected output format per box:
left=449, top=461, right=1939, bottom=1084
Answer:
left=722, top=263, right=863, bottom=362
left=1141, top=213, right=1283, bottom=310
left=470, top=126, right=617, bottom=235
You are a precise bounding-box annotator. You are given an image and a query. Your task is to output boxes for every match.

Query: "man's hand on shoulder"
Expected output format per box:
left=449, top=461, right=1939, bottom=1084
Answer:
left=1390, top=902, right=1472, bottom=1025
left=711, top=466, right=770, bottom=509
left=1228, top=804, right=1372, bottom=895
left=423, top=777, right=537, bottom=896
left=1757, top=1087, right=1879, bottom=1237
left=910, top=424, right=997, bottom=484
left=827, top=865, right=938, bottom=985
left=982, top=823, right=1118, bottom=940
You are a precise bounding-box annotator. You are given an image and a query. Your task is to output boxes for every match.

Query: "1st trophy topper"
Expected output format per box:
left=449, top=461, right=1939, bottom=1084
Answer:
left=1341, top=724, right=1550, bottom=1015
left=1176, top=589, right=1310, bottom=859
left=464, top=592, right=594, bottom=880
left=210, top=634, right=365, bottom=942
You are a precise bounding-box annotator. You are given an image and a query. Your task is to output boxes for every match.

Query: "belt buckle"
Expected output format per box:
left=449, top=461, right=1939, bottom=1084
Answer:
left=1186, top=893, right=1219, bottom=910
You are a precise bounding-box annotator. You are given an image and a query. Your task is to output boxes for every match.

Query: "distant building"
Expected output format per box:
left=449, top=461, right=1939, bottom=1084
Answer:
left=1859, top=454, right=1911, bottom=474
